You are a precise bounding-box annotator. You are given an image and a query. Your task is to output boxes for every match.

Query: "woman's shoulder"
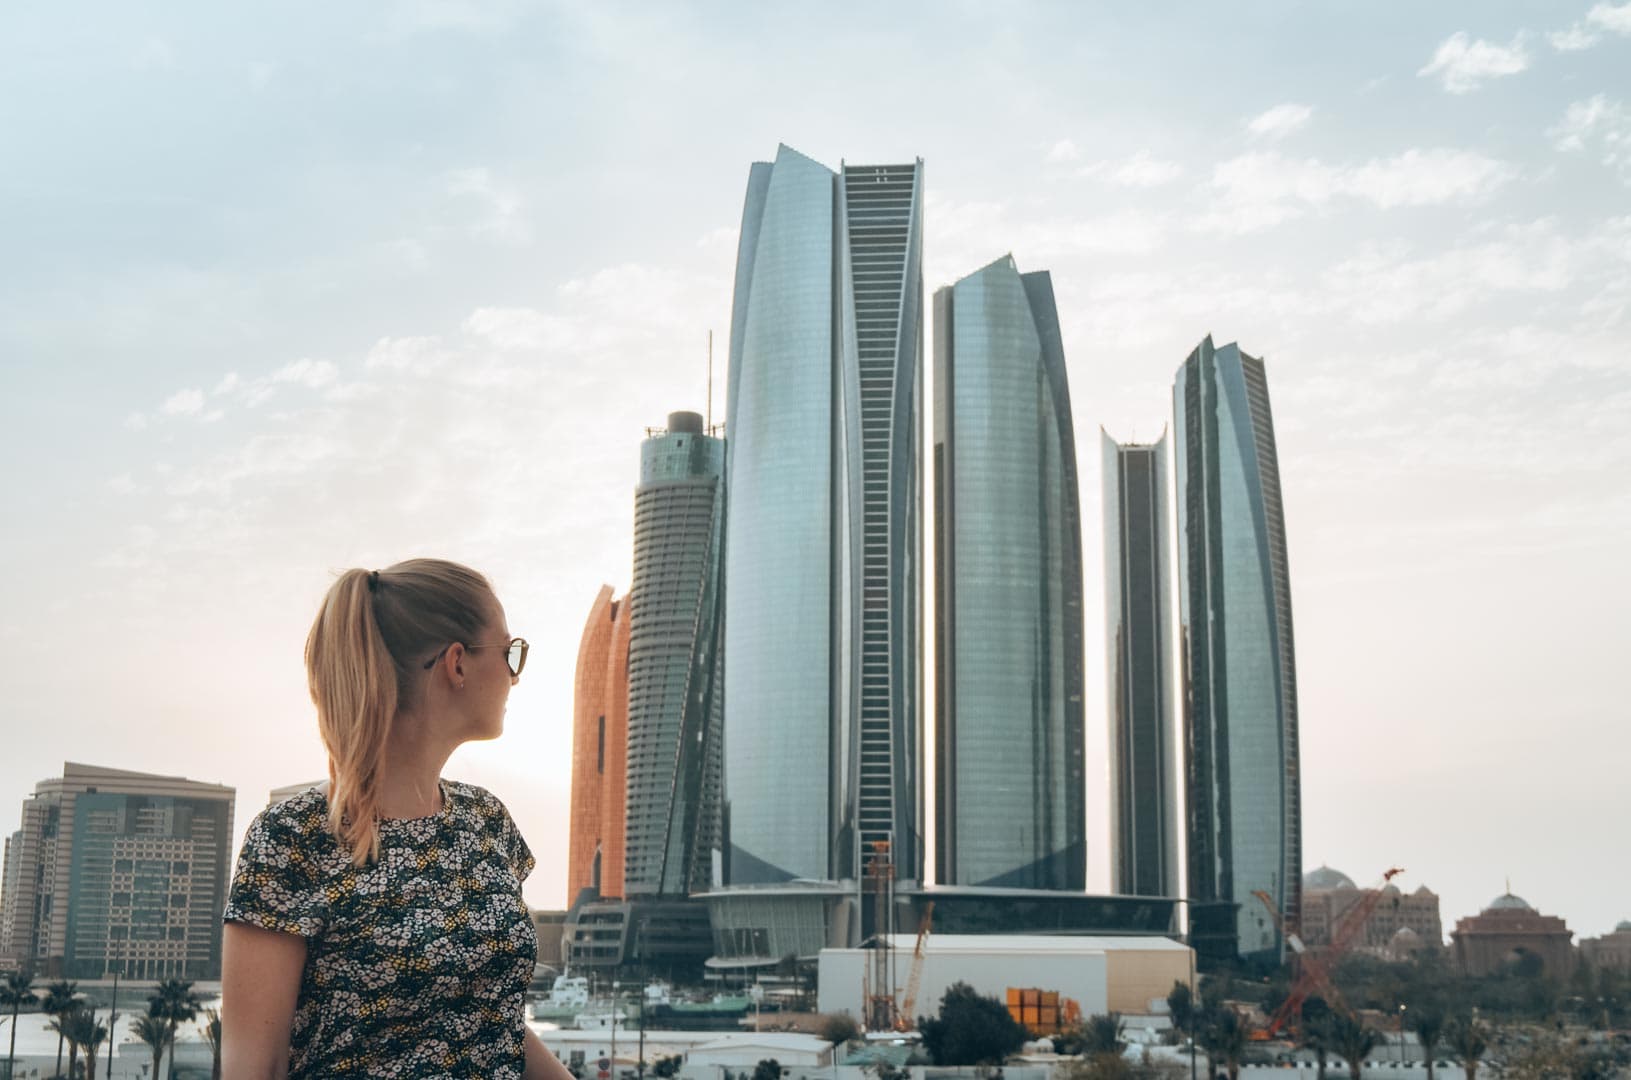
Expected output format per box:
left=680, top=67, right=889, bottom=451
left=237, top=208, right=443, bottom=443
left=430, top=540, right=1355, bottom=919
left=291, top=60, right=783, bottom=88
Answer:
left=442, top=778, right=507, bottom=816
left=248, top=786, right=331, bottom=843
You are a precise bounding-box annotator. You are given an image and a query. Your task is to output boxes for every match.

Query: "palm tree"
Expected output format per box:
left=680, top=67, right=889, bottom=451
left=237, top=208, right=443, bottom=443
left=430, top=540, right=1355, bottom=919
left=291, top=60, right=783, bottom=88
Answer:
left=1199, top=1008, right=1247, bottom=1080
left=48, top=1004, right=90, bottom=1080
left=1444, top=1016, right=1490, bottom=1080
left=132, top=1013, right=169, bottom=1079
left=1408, top=1005, right=1446, bottom=1080
left=147, top=979, right=200, bottom=1080
left=1080, top=1013, right=1125, bottom=1057
left=2, top=970, right=37, bottom=1080
left=201, top=1008, right=223, bottom=1080
left=1297, top=1008, right=1334, bottom=1080
left=40, top=979, right=79, bottom=1079
left=1330, top=1014, right=1381, bottom=1080
left=59, top=1006, right=107, bottom=1080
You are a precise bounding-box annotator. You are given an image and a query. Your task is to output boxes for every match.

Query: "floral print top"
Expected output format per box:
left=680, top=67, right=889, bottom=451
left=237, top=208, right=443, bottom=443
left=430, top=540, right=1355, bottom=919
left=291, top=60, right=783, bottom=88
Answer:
left=224, top=780, right=537, bottom=1078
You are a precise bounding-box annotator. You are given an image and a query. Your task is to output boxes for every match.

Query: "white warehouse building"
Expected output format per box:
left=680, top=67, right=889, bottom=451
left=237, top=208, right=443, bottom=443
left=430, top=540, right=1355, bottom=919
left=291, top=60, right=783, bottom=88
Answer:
left=817, top=934, right=1193, bottom=1021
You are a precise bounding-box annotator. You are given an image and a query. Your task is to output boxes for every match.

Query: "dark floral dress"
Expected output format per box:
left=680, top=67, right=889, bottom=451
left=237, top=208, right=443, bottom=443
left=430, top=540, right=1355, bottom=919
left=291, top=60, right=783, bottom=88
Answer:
left=224, top=780, right=537, bottom=1078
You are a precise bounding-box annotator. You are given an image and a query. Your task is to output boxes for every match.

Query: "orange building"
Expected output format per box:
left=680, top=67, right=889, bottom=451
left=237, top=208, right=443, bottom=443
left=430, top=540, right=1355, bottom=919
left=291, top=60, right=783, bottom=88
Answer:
left=567, top=585, right=631, bottom=905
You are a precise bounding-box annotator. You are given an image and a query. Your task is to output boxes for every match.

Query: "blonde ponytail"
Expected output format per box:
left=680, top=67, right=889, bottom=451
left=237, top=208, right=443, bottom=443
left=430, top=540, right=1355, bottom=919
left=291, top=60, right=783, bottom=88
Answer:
left=305, top=559, right=496, bottom=865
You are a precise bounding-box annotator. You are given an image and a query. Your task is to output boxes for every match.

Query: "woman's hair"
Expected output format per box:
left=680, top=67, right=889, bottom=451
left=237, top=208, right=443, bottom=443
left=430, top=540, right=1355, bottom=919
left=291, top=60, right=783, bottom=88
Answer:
left=305, top=558, right=496, bottom=864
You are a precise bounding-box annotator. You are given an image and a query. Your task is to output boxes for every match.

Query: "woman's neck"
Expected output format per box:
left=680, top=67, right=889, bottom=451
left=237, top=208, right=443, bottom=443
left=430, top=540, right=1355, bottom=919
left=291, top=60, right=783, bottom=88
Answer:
left=378, top=710, right=456, bottom=819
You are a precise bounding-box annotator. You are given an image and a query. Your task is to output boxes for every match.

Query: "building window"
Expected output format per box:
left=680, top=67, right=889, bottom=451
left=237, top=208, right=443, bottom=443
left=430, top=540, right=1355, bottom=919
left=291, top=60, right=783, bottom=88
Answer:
left=597, top=716, right=606, bottom=774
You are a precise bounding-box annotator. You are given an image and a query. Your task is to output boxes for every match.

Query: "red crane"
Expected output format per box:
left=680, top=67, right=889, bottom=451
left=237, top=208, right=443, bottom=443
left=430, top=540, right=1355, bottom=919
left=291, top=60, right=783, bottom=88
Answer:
left=1255, top=867, right=1406, bottom=1040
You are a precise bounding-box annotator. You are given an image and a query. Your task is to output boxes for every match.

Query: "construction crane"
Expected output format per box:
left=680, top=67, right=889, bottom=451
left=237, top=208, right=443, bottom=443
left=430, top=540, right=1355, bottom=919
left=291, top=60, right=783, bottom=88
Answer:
left=864, top=839, right=897, bottom=1032
left=1255, top=867, right=1406, bottom=1040
left=896, top=901, right=934, bottom=1030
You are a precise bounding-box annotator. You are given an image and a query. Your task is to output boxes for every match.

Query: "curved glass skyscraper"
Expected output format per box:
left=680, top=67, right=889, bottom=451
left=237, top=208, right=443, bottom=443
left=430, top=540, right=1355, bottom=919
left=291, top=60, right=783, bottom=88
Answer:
left=723, top=144, right=924, bottom=886
left=623, top=411, right=725, bottom=898
left=932, top=255, right=1085, bottom=890
left=1102, top=430, right=1178, bottom=900
left=1173, top=336, right=1301, bottom=967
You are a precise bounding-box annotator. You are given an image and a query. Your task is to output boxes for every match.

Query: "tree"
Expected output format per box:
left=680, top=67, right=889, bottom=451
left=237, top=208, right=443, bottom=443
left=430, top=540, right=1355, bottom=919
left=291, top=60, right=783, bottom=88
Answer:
left=1197, top=1008, right=1247, bottom=1080
left=1408, top=1003, right=1446, bottom=1080
left=1443, top=1016, right=1489, bottom=1080
left=1080, top=1013, right=1126, bottom=1057
left=59, top=1005, right=107, bottom=1080
left=651, top=1056, right=683, bottom=1079
left=132, top=1013, right=170, bottom=1079
left=1297, top=999, right=1334, bottom=1080
left=202, top=1007, right=223, bottom=1080
left=2, top=969, right=37, bottom=1080
left=918, top=982, right=1027, bottom=1066
left=818, top=1012, right=861, bottom=1046
left=1329, top=1014, right=1381, bottom=1080
left=1166, top=982, right=1194, bottom=1040
left=148, top=978, right=201, bottom=1080
left=751, top=1059, right=781, bottom=1080
left=40, top=979, right=79, bottom=1080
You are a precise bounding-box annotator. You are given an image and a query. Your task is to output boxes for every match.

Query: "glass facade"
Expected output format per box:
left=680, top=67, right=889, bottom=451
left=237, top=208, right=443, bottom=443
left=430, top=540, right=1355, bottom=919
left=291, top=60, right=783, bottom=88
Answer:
left=1173, top=337, right=1301, bottom=967
left=933, top=255, right=1085, bottom=890
left=624, top=411, right=725, bottom=897
left=1102, top=431, right=1178, bottom=899
left=722, top=145, right=924, bottom=889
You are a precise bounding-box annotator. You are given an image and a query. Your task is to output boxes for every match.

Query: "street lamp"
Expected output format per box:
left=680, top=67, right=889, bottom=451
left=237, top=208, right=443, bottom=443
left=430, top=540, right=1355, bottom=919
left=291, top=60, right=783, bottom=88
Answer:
left=1398, top=1004, right=1408, bottom=1065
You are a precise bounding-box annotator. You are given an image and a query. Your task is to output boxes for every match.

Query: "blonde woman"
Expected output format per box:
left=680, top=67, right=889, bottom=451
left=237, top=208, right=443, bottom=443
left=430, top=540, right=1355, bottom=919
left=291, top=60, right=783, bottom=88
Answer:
left=221, top=559, right=572, bottom=1079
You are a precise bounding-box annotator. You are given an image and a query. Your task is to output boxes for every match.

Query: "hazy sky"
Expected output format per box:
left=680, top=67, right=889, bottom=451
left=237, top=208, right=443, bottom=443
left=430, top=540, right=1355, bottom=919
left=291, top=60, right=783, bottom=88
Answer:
left=3, top=1, right=1628, bottom=940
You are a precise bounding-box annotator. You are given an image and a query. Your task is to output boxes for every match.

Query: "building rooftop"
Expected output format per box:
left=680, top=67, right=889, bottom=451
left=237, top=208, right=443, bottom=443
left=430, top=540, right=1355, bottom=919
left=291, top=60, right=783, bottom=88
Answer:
left=1305, top=865, right=1357, bottom=891
left=1487, top=892, right=1535, bottom=913
left=856, top=933, right=1189, bottom=954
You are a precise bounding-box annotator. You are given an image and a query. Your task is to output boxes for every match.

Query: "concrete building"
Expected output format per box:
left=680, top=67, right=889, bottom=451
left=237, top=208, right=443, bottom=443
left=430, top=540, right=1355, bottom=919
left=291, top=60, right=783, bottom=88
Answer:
left=722, top=144, right=925, bottom=891
left=817, top=934, right=1192, bottom=1020
left=0, top=762, right=235, bottom=979
left=1173, top=337, right=1302, bottom=968
left=1451, top=891, right=1574, bottom=978
left=624, top=411, right=726, bottom=899
left=1300, top=866, right=1444, bottom=955
left=932, top=255, right=1086, bottom=891
left=1102, top=430, right=1178, bottom=899
left=1579, top=920, right=1631, bottom=973
left=570, top=587, right=632, bottom=904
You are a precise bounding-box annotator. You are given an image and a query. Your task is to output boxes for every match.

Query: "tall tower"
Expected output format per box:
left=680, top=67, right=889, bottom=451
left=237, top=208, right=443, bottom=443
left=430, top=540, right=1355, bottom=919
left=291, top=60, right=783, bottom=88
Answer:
left=567, top=587, right=631, bottom=904
left=933, top=255, right=1085, bottom=890
left=1173, top=336, right=1302, bottom=967
left=1102, top=430, right=1179, bottom=899
left=623, top=411, right=726, bottom=897
left=722, top=144, right=924, bottom=887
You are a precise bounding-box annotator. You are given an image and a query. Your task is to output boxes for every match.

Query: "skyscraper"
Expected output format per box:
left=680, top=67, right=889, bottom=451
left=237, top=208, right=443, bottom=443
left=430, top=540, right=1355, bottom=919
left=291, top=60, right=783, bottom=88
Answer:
left=1102, top=430, right=1179, bottom=899
left=722, top=144, right=924, bottom=887
left=623, top=411, right=725, bottom=898
left=932, top=254, right=1085, bottom=890
left=0, top=762, right=235, bottom=979
left=568, top=586, right=631, bottom=904
left=1173, top=336, right=1302, bottom=966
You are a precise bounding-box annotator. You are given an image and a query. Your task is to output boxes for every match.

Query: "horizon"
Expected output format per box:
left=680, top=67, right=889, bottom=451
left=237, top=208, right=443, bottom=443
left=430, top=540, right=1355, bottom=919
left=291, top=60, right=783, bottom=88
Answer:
left=2, top=0, right=1628, bottom=941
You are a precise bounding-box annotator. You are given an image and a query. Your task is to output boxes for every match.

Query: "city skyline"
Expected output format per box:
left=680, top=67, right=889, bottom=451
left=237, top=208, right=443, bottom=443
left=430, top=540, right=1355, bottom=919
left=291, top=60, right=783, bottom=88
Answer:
left=2, top=2, right=1627, bottom=938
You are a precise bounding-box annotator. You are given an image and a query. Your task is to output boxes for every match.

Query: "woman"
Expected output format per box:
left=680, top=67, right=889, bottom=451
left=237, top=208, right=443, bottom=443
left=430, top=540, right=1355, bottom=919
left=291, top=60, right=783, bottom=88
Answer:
left=221, top=559, right=573, bottom=1079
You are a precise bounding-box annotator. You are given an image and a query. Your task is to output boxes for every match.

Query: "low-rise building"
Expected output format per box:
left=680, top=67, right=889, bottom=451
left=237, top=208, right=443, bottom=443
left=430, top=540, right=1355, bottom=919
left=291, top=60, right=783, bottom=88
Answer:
left=1579, top=920, right=1631, bottom=973
left=1451, top=891, right=1574, bottom=978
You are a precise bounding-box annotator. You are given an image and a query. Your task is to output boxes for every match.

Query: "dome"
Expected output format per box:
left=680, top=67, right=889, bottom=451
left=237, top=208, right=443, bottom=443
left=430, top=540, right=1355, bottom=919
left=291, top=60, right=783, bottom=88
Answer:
left=1305, top=865, right=1357, bottom=892
left=1391, top=926, right=1422, bottom=943
left=1487, top=892, right=1535, bottom=913
left=1615, top=920, right=1631, bottom=933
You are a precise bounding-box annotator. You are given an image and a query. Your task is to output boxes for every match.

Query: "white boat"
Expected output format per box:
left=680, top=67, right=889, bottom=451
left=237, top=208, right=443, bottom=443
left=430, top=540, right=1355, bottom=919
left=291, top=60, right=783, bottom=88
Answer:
left=529, top=972, right=591, bottom=1023
left=573, top=1004, right=633, bottom=1030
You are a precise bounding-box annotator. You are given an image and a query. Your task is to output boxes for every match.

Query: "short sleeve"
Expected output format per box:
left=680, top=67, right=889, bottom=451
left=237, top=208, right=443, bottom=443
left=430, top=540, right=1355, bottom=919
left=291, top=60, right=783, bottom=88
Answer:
left=498, top=801, right=535, bottom=885
left=223, top=804, right=330, bottom=939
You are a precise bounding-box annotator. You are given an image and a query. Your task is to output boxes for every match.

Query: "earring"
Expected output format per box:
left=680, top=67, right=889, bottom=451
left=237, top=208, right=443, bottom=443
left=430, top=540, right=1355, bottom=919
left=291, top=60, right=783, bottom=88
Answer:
left=458, top=682, right=466, bottom=691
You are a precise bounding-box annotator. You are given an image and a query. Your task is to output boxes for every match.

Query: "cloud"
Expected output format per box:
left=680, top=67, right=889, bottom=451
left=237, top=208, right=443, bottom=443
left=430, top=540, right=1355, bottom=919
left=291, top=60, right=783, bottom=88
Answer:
left=1549, top=24, right=1600, bottom=50
left=160, top=388, right=205, bottom=416
left=1045, top=139, right=1083, bottom=164
left=1418, top=32, right=1530, bottom=94
left=446, top=167, right=530, bottom=244
left=1550, top=96, right=1631, bottom=182
left=272, top=358, right=340, bottom=390
left=1196, top=148, right=1512, bottom=234
left=1078, top=151, right=1183, bottom=188
left=1247, top=103, right=1314, bottom=140
left=1589, top=0, right=1631, bottom=33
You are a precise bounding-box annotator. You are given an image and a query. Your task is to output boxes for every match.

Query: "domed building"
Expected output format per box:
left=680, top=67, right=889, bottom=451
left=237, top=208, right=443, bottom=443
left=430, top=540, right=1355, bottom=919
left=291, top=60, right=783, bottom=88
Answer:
left=1298, top=866, right=1443, bottom=956
left=1578, top=919, right=1631, bottom=973
left=1451, top=890, right=1575, bottom=978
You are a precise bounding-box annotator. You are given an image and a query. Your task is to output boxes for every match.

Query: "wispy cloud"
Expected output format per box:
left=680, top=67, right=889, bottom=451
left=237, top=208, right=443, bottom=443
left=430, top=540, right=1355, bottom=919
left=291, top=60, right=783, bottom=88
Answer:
left=1078, top=152, right=1183, bottom=187
left=1418, top=32, right=1529, bottom=94
left=1196, top=148, right=1512, bottom=234
left=446, top=167, right=530, bottom=245
left=1551, top=96, right=1631, bottom=183
left=1551, top=1, right=1631, bottom=50
left=1246, top=103, right=1314, bottom=140
left=161, top=388, right=205, bottom=417
left=1045, top=139, right=1083, bottom=164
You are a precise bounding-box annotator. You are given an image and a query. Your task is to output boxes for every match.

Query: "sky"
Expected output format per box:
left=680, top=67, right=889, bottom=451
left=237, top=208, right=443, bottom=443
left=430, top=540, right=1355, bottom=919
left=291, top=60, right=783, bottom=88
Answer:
left=2, top=1, right=1628, bottom=941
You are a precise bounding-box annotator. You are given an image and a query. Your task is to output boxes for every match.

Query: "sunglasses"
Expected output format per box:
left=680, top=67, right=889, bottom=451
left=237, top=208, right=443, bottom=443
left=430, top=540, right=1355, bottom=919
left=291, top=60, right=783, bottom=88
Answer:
left=422, top=637, right=529, bottom=678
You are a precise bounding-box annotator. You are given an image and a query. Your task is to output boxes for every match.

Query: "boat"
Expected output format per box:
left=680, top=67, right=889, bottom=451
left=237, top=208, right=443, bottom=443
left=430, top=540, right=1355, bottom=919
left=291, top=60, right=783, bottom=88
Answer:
left=529, top=972, right=591, bottom=1024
